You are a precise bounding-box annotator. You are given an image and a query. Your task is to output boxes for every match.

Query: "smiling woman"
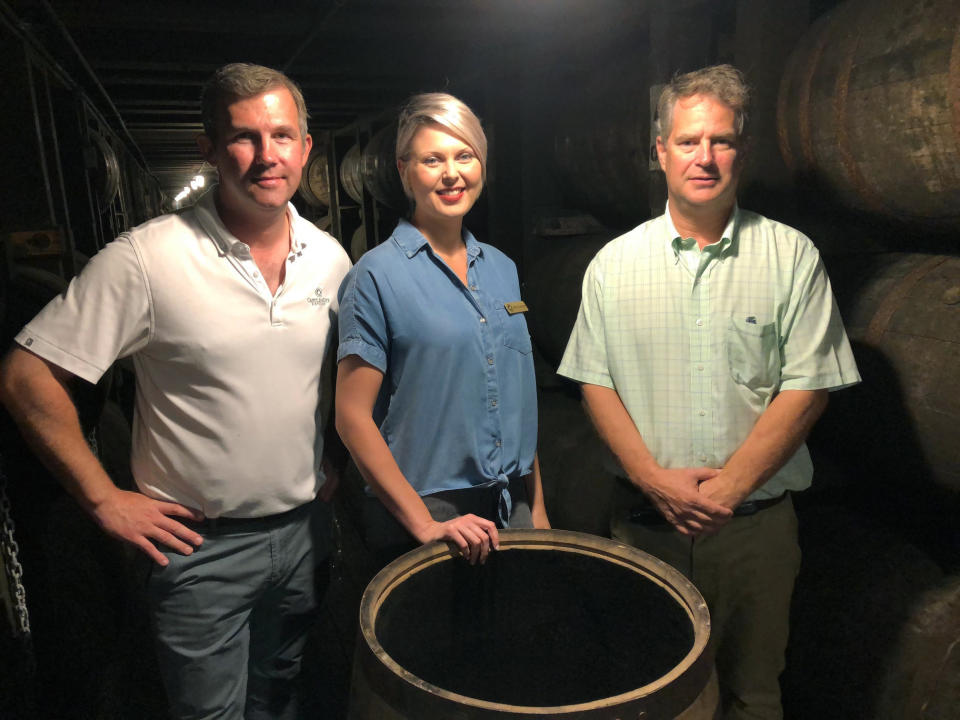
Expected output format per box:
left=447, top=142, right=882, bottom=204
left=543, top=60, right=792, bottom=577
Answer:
left=335, top=92, right=550, bottom=574
left=400, top=125, right=483, bottom=233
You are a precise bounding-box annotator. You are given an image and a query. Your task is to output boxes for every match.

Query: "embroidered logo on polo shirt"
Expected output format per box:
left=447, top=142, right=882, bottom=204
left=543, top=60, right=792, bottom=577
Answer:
left=307, top=286, right=330, bottom=307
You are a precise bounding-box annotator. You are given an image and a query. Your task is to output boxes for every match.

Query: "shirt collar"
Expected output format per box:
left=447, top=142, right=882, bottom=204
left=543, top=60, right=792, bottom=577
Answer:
left=194, top=185, right=301, bottom=257
left=393, top=218, right=482, bottom=260
left=665, top=201, right=740, bottom=259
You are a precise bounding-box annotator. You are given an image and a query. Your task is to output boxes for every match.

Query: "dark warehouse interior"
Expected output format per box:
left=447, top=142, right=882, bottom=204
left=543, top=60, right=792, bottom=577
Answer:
left=0, top=0, right=958, bottom=718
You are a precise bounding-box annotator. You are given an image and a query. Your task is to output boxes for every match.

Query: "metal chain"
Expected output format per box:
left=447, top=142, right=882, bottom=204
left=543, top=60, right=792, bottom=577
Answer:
left=0, top=456, right=34, bottom=652
left=0, top=423, right=97, bottom=665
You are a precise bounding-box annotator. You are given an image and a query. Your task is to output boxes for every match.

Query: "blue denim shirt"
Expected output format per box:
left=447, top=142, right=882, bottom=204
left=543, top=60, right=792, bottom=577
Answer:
left=337, top=220, right=537, bottom=512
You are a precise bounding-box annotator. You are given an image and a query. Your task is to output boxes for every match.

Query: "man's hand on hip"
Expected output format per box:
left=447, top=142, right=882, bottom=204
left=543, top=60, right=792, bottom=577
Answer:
left=91, top=488, right=205, bottom=566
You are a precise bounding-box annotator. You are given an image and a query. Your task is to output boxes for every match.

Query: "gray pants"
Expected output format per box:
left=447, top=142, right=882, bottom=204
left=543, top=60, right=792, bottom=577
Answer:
left=145, top=500, right=332, bottom=720
left=364, top=478, right=532, bottom=567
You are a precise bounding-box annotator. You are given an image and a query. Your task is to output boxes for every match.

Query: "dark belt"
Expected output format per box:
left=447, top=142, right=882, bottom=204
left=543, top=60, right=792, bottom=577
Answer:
left=191, top=500, right=313, bottom=532
left=617, top=477, right=787, bottom=525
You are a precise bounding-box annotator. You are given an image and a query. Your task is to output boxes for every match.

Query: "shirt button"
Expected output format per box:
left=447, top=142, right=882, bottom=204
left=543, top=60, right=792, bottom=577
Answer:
left=698, top=454, right=708, bottom=462
left=480, top=317, right=487, bottom=323
left=695, top=318, right=703, bottom=327
left=697, top=364, right=704, bottom=371
left=496, top=440, right=502, bottom=447
left=698, top=409, right=706, bottom=416
left=470, top=285, right=477, bottom=291
left=491, top=400, right=497, bottom=407
left=487, top=357, right=494, bottom=365
left=253, top=271, right=260, bottom=278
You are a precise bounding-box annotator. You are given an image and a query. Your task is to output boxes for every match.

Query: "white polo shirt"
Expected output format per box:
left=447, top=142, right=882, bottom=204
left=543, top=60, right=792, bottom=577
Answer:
left=16, top=188, right=352, bottom=517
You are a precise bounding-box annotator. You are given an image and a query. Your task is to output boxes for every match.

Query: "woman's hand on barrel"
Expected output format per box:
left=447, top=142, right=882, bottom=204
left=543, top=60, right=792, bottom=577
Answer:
left=418, top=514, right=500, bottom=565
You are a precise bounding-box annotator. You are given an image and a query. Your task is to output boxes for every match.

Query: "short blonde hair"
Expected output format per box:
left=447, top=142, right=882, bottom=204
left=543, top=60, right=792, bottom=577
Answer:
left=395, top=92, right=487, bottom=195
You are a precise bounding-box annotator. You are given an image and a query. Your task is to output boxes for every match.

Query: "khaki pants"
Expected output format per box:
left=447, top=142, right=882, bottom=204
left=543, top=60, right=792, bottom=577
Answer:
left=611, top=485, right=800, bottom=720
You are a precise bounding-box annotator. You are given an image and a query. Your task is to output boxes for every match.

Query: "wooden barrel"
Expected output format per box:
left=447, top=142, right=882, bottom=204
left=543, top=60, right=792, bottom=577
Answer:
left=299, top=140, right=331, bottom=208
left=780, top=502, right=948, bottom=718
left=340, top=144, right=364, bottom=205
left=525, top=234, right=612, bottom=366
left=876, top=575, right=960, bottom=718
left=361, top=123, right=406, bottom=211
left=350, top=224, right=367, bottom=263
left=831, top=253, right=960, bottom=493
left=777, top=0, right=960, bottom=226
left=348, top=529, right=717, bottom=719
left=553, top=71, right=650, bottom=230
left=815, top=252, right=960, bottom=566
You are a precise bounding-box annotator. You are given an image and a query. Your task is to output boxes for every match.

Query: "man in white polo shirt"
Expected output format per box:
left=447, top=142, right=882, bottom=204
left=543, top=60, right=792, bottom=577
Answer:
left=558, top=65, right=860, bottom=719
left=0, top=63, right=351, bottom=719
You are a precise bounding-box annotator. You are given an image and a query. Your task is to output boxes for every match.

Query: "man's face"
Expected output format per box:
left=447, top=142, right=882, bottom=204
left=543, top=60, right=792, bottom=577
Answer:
left=656, top=93, right=742, bottom=217
left=198, top=87, right=311, bottom=221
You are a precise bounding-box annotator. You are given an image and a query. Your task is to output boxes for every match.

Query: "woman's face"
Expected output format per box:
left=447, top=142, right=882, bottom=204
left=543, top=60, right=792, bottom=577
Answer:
left=401, top=123, right=483, bottom=226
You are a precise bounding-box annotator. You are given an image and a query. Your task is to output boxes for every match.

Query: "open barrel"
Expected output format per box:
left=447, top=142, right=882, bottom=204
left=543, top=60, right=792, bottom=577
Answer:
left=349, top=529, right=717, bottom=719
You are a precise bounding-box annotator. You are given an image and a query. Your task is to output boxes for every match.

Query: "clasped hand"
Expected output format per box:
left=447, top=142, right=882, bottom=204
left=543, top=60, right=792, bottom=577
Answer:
left=642, top=467, right=734, bottom=536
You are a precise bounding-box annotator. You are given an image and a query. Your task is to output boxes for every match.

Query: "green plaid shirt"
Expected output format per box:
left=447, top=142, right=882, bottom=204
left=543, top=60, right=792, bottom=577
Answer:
left=558, top=205, right=860, bottom=500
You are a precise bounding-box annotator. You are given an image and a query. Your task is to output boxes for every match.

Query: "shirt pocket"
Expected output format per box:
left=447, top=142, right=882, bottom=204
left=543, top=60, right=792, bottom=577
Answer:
left=496, top=304, right=533, bottom=354
left=726, top=315, right=779, bottom=388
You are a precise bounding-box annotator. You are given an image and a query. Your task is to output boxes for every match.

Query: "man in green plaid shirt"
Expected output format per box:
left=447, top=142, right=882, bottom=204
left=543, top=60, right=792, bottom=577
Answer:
left=558, top=65, right=860, bottom=720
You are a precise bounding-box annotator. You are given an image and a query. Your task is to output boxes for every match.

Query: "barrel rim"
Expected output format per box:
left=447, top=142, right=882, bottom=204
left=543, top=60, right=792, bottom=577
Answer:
left=356, top=528, right=713, bottom=717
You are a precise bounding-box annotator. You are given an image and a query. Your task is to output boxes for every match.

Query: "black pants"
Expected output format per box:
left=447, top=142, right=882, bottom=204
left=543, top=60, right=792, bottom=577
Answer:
left=363, top=478, right=532, bottom=568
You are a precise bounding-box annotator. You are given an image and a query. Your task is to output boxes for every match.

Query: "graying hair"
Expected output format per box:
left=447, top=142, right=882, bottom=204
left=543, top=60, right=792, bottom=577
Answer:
left=200, top=63, right=309, bottom=143
left=395, top=92, right=488, bottom=195
left=657, top=64, right=750, bottom=141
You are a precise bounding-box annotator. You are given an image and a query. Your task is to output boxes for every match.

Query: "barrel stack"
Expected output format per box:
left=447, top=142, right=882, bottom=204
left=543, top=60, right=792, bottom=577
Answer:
left=777, top=1, right=960, bottom=716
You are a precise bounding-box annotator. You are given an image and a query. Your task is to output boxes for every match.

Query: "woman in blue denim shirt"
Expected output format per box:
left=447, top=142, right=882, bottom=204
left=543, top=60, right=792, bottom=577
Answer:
left=335, top=93, right=549, bottom=566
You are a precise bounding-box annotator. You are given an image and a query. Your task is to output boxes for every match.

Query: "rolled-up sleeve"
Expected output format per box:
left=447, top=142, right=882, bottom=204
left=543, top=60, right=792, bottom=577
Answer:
left=336, top=264, right=389, bottom=372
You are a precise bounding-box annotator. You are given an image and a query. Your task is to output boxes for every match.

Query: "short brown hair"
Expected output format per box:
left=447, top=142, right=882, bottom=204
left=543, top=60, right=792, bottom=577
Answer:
left=200, top=63, right=309, bottom=143
left=657, top=64, right=750, bottom=141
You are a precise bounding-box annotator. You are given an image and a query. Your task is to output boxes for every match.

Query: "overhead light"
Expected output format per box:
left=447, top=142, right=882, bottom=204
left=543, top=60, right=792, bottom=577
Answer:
left=194, top=175, right=205, bottom=188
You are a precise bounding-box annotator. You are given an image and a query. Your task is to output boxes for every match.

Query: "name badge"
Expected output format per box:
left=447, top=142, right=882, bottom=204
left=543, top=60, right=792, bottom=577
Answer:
left=504, top=301, right=529, bottom=315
